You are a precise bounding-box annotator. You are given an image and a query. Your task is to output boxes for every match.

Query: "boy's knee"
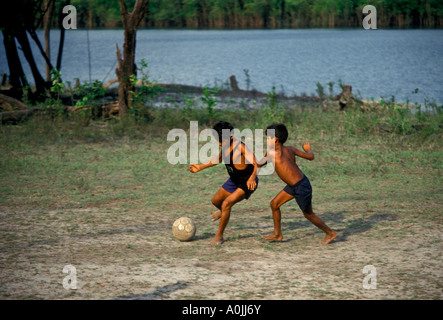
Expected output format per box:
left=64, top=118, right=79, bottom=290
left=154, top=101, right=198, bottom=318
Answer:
left=303, top=210, right=315, bottom=219
left=270, top=199, right=279, bottom=210
left=221, top=199, right=234, bottom=210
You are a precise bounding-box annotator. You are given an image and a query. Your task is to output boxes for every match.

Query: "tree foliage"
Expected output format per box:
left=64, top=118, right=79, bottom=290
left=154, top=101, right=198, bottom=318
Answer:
left=66, top=0, right=442, bottom=28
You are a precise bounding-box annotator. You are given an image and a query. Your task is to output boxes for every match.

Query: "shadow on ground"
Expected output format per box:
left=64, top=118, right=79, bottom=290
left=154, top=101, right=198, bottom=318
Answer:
left=190, top=212, right=398, bottom=244
left=114, top=281, right=190, bottom=300
left=281, top=212, right=398, bottom=243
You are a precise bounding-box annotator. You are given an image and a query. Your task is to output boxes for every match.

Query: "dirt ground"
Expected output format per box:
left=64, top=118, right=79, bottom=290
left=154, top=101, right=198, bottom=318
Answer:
left=0, top=200, right=441, bottom=300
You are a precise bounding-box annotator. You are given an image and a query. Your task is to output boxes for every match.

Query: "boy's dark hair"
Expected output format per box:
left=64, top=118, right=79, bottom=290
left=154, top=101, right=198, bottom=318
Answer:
left=266, top=123, right=288, bottom=144
left=213, top=121, right=234, bottom=142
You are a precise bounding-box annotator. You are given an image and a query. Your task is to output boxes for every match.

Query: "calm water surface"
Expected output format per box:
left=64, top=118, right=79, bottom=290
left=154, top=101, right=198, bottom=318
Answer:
left=1, top=29, right=442, bottom=103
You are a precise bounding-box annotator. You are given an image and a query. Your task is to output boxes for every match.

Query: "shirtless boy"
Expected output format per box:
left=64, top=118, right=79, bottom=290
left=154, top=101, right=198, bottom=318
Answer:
left=258, top=123, right=337, bottom=244
left=189, top=121, right=259, bottom=245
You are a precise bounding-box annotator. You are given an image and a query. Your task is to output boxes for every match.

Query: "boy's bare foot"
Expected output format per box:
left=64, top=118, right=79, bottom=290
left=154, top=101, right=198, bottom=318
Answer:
left=320, top=231, right=337, bottom=245
left=211, top=210, right=221, bottom=222
left=262, top=233, right=283, bottom=242
left=210, top=236, right=224, bottom=245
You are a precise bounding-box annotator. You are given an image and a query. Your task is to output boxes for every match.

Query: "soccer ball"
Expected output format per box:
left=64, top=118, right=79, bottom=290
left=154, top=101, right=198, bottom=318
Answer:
left=172, top=217, right=196, bottom=241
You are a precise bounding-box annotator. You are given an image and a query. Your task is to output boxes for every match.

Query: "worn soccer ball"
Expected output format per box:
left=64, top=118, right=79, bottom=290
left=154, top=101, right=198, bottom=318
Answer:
left=172, top=217, right=196, bottom=241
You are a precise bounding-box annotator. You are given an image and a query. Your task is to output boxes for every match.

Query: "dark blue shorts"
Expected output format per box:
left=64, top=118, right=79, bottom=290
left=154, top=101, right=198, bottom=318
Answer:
left=283, top=175, right=312, bottom=212
left=222, top=177, right=259, bottom=199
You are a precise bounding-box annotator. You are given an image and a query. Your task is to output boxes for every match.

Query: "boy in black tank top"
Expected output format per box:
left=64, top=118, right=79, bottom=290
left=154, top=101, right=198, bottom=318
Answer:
left=189, top=121, right=259, bottom=245
left=223, top=143, right=258, bottom=200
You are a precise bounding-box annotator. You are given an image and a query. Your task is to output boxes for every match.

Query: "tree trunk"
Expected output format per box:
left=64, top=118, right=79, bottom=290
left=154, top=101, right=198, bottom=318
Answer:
left=115, top=43, right=131, bottom=115
left=15, top=29, right=47, bottom=96
left=43, top=0, right=55, bottom=81
left=334, top=85, right=355, bottom=110
left=115, top=0, right=149, bottom=115
left=2, top=30, right=29, bottom=98
left=229, top=75, right=240, bottom=91
left=56, top=0, right=70, bottom=71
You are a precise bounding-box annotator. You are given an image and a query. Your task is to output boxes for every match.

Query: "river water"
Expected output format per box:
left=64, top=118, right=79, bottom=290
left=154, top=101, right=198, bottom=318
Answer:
left=1, top=29, right=442, bottom=104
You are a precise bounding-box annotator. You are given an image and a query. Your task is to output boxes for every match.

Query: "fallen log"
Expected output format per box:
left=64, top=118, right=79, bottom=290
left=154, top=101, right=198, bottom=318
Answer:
left=102, top=101, right=119, bottom=117
left=0, top=93, right=31, bottom=111
left=0, top=108, right=36, bottom=124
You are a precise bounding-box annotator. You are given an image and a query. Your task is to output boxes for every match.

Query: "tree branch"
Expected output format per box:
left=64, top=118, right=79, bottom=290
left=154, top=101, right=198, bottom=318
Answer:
left=27, top=29, right=55, bottom=73
left=118, top=0, right=129, bottom=25
left=131, top=0, right=149, bottom=26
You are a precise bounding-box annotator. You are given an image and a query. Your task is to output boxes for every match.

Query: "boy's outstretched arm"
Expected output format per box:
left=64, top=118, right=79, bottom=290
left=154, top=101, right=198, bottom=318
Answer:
left=291, top=143, right=315, bottom=161
left=189, top=152, right=222, bottom=173
left=243, top=143, right=258, bottom=190
left=257, top=152, right=270, bottom=168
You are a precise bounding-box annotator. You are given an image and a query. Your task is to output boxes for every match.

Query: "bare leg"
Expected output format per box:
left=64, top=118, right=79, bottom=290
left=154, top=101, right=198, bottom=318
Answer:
left=211, top=187, right=231, bottom=222
left=212, top=210, right=222, bottom=222
left=302, top=205, right=337, bottom=244
left=262, top=190, right=294, bottom=242
left=210, top=188, right=245, bottom=245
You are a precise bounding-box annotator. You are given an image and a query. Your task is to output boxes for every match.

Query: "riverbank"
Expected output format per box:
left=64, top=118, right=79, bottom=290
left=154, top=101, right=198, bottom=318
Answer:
left=1, top=75, right=442, bottom=140
left=3, top=29, right=442, bottom=105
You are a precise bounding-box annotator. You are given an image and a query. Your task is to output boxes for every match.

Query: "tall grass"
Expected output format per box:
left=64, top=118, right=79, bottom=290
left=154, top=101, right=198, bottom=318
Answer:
left=1, top=100, right=441, bottom=150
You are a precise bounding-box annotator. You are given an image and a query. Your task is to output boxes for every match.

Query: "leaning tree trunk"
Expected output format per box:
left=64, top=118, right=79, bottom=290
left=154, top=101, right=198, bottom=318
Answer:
left=2, top=29, right=30, bottom=98
left=43, top=0, right=55, bottom=82
left=15, top=29, right=47, bottom=96
left=115, top=0, right=149, bottom=115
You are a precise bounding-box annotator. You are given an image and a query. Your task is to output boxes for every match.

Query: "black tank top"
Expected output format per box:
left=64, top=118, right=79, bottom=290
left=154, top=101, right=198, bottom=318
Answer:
left=224, top=142, right=254, bottom=186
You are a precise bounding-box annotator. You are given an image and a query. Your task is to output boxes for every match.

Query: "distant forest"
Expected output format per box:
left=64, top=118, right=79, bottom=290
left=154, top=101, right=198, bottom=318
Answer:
left=66, top=0, right=443, bottom=29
